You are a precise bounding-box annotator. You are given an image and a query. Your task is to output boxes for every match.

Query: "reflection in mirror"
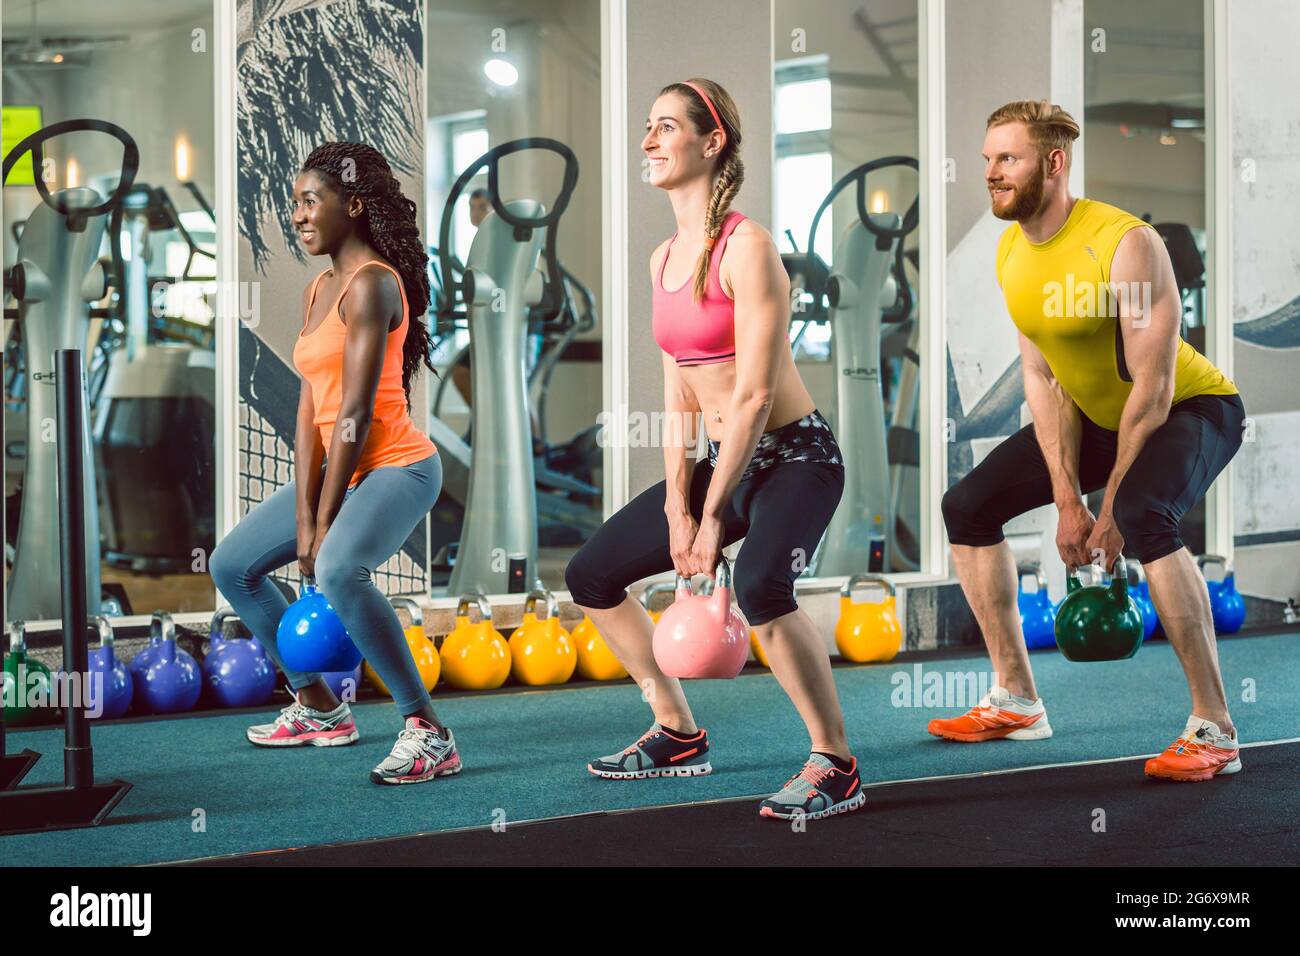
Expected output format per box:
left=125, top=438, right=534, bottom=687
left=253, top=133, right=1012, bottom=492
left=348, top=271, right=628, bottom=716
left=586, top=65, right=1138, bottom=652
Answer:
left=425, top=0, right=603, bottom=597
left=774, top=0, right=920, bottom=574
left=3, top=0, right=217, bottom=623
left=1083, top=0, right=1207, bottom=553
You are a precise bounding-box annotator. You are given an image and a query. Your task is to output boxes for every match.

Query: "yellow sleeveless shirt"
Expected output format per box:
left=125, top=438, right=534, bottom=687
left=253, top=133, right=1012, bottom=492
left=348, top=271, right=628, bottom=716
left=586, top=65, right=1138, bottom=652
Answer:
left=995, top=198, right=1236, bottom=430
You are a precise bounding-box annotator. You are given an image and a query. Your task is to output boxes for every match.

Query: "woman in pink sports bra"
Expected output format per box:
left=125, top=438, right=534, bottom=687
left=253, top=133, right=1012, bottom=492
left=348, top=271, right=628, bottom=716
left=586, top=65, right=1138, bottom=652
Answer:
left=566, top=79, right=864, bottom=821
left=210, top=142, right=463, bottom=786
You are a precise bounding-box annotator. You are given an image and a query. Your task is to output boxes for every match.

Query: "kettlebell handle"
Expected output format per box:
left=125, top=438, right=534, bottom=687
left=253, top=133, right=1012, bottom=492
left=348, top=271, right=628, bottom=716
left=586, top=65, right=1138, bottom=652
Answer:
left=640, top=581, right=677, bottom=610
left=1016, top=562, right=1047, bottom=592
left=390, top=596, right=425, bottom=628
left=1124, top=558, right=1147, bottom=585
left=522, top=588, right=560, bottom=620
left=674, top=555, right=734, bottom=596
left=150, top=609, right=176, bottom=644
left=1197, top=553, right=1233, bottom=578
left=841, top=573, right=895, bottom=601
left=7, top=619, right=27, bottom=654
left=1108, top=554, right=1130, bottom=599
left=1069, top=555, right=1129, bottom=585
left=210, top=606, right=238, bottom=643
left=455, top=590, right=493, bottom=623
left=93, top=615, right=114, bottom=649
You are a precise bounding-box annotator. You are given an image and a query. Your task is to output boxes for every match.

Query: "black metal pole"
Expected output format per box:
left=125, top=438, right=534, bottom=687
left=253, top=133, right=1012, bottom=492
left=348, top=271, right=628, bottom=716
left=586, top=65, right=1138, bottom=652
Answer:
left=55, top=348, right=92, bottom=789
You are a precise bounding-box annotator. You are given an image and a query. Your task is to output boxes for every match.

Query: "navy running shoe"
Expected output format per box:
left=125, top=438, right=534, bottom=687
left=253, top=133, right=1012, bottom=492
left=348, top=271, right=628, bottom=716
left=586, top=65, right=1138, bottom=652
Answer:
left=587, top=724, right=712, bottom=779
left=759, top=753, right=865, bottom=820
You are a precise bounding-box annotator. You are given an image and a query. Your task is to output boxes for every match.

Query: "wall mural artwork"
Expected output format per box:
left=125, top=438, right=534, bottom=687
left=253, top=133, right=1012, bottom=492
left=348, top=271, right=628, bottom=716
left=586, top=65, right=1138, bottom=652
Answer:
left=235, top=0, right=428, bottom=595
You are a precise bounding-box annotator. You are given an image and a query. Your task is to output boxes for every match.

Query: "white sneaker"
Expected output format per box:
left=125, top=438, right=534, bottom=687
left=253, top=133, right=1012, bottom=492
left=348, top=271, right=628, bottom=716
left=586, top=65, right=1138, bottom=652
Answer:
left=927, top=685, right=1053, bottom=742
left=246, top=697, right=359, bottom=747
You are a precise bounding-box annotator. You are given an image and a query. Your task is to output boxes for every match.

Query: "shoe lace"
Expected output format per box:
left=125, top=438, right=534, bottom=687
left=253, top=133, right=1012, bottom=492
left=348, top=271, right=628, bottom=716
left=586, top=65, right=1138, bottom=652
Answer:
left=788, top=759, right=831, bottom=791
left=393, top=725, right=439, bottom=759
left=624, top=727, right=661, bottom=755
left=1173, top=727, right=1212, bottom=754
left=276, top=700, right=309, bottom=726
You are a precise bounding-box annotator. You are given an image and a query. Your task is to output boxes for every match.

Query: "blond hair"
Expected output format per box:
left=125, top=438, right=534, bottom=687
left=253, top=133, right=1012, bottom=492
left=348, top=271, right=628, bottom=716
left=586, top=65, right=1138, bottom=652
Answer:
left=660, top=78, right=744, bottom=303
left=986, top=100, right=1080, bottom=160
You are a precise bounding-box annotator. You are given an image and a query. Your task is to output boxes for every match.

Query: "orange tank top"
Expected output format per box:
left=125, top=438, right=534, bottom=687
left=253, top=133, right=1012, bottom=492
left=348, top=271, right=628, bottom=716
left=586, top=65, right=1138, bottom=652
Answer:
left=292, top=260, right=437, bottom=488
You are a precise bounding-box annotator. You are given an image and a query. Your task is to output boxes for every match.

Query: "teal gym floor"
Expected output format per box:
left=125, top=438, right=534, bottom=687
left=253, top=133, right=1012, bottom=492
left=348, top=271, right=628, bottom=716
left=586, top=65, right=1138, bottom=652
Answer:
left=3, top=630, right=1298, bottom=866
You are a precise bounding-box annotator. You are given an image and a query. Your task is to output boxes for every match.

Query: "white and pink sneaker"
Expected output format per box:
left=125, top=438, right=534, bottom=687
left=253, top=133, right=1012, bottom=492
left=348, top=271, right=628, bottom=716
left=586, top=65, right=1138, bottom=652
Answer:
left=246, top=697, right=359, bottom=747
left=370, top=717, right=462, bottom=785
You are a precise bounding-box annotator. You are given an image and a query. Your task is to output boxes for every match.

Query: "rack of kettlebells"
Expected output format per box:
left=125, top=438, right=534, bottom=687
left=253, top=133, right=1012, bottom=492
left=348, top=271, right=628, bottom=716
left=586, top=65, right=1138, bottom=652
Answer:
left=5, top=554, right=1293, bottom=729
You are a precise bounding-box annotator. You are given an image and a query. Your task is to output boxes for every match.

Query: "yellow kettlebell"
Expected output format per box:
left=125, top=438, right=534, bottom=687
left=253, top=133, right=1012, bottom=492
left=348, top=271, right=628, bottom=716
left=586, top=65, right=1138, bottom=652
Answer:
left=440, top=591, right=510, bottom=690
left=365, top=596, right=440, bottom=696
left=639, top=581, right=678, bottom=623
left=509, top=589, right=576, bottom=686
left=573, top=614, right=628, bottom=681
left=835, top=574, right=902, bottom=662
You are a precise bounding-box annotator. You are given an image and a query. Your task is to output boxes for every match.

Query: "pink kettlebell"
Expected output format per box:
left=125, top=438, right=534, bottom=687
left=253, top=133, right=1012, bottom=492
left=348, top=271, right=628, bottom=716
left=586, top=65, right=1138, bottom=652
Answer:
left=651, top=557, right=749, bottom=679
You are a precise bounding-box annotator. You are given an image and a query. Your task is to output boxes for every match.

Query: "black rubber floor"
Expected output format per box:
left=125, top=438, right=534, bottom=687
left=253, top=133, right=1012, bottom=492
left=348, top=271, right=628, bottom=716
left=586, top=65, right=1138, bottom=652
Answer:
left=186, top=741, right=1300, bottom=867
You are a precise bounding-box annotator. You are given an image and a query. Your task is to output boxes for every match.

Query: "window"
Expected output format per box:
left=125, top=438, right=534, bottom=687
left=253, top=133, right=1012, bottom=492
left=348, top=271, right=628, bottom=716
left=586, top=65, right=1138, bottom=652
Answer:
left=426, top=110, right=488, bottom=271
left=774, top=58, right=832, bottom=354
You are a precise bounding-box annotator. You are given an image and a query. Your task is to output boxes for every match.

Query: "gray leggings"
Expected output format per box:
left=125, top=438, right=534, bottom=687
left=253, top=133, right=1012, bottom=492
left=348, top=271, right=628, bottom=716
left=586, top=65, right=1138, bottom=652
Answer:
left=210, top=453, right=442, bottom=713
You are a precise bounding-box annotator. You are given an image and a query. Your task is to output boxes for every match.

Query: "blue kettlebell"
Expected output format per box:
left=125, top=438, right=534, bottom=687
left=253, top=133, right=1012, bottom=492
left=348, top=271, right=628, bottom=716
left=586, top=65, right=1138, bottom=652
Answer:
left=276, top=578, right=361, bottom=674
left=129, top=621, right=166, bottom=681
left=322, top=665, right=363, bottom=703
left=1124, top=560, right=1158, bottom=640
left=1199, top=554, right=1246, bottom=634
left=86, top=616, right=133, bottom=719
left=1017, top=563, right=1057, bottom=649
left=135, top=611, right=203, bottom=714
left=204, top=607, right=278, bottom=708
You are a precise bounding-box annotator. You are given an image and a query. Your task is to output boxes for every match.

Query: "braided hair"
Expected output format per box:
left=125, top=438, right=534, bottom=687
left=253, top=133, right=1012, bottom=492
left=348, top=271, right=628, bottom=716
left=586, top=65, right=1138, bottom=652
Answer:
left=660, top=78, right=745, bottom=304
left=301, top=142, right=435, bottom=409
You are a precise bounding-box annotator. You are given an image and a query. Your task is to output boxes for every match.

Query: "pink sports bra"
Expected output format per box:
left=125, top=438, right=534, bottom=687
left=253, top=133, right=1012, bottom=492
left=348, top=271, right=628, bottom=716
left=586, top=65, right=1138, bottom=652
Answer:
left=652, top=210, right=746, bottom=366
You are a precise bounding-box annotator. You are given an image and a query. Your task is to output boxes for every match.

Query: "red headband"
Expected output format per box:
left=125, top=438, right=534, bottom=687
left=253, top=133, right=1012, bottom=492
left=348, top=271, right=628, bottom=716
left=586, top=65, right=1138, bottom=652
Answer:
left=681, top=81, right=725, bottom=136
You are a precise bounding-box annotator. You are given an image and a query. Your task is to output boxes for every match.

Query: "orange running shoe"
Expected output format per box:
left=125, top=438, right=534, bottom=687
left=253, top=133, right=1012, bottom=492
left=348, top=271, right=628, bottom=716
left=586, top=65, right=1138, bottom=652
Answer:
left=1145, top=717, right=1241, bottom=782
left=927, top=686, right=1052, bottom=742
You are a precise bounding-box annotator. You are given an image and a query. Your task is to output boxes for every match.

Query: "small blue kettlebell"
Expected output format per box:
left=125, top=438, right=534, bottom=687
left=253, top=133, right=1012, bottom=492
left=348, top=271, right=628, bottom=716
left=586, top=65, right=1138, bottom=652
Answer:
left=1017, top=563, right=1057, bottom=650
left=1198, top=554, right=1246, bottom=635
left=276, top=578, right=361, bottom=674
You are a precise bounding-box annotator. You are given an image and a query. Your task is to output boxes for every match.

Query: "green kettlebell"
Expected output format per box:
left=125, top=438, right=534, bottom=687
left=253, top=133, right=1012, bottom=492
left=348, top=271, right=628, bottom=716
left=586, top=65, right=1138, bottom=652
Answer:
left=1053, top=556, right=1144, bottom=662
left=3, top=621, right=54, bottom=727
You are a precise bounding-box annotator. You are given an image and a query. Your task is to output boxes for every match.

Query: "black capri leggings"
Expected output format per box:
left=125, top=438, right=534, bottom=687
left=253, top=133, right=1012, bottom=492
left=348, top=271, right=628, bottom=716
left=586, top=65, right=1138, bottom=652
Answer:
left=566, top=411, right=845, bottom=626
left=942, top=392, right=1245, bottom=564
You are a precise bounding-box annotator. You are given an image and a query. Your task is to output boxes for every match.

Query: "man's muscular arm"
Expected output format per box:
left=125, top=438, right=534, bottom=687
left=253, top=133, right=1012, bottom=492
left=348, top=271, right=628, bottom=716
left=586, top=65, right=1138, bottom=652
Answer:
left=1087, top=226, right=1181, bottom=568
left=1020, top=330, right=1091, bottom=567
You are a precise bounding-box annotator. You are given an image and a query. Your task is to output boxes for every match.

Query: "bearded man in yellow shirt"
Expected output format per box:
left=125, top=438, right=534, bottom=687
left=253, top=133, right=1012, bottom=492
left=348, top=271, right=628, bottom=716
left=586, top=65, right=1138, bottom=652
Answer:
left=931, top=100, right=1245, bottom=782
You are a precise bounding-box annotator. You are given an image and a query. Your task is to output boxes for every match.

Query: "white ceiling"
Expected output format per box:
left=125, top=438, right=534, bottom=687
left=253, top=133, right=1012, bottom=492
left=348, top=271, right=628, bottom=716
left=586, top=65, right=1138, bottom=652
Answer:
left=2, top=0, right=211, bottom=36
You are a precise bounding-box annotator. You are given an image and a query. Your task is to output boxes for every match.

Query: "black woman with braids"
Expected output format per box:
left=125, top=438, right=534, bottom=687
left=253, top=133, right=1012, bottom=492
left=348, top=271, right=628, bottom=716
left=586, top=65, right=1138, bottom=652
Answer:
left=565, top=79, right=863, bottom=820
left=210, top=142, right=459, bottom=785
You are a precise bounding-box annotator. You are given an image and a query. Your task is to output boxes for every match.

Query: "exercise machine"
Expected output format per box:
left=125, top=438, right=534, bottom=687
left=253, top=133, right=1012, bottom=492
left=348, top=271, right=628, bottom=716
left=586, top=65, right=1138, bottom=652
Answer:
left=3, top=119, right=139, bottom=621
left=93, top=181, right=216, bottom=573
left=432, top=138, right=585, bottom=596
left=783, top=156, right=920, bottom=576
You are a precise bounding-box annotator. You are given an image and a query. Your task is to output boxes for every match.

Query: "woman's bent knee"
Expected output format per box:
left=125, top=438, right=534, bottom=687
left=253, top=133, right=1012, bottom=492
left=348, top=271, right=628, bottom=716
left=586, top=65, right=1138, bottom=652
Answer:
left=564, top=545, right=625, bottom=610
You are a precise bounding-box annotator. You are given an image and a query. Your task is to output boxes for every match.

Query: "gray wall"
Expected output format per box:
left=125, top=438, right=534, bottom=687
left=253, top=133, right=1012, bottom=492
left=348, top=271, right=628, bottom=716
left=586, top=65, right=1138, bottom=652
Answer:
left=625, top=0, right=773, bottom=496
left=943, top=0, right=1062, bottom=594
left=1228, top=0, right=1300, bottom=603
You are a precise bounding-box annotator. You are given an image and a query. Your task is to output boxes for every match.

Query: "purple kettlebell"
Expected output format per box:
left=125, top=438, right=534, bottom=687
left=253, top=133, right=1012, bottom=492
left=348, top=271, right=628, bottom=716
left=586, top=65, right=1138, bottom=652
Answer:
left=204, top=607, right=278, bottom=708
left=134, top=611, right=203, bottom=714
